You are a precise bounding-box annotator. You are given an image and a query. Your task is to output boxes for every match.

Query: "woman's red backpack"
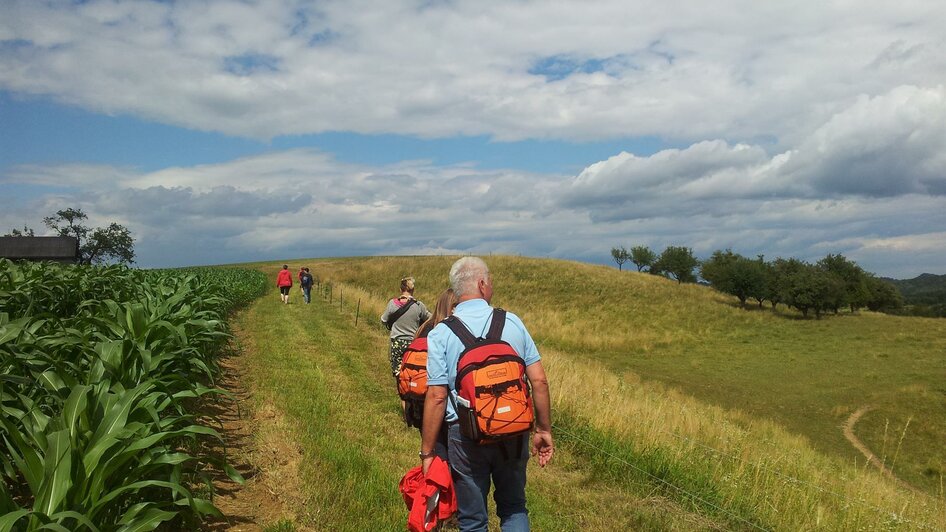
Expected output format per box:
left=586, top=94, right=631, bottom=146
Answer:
left=398, top=336, right=429, bottom=428
left=443, top=309, right=534, bottom=444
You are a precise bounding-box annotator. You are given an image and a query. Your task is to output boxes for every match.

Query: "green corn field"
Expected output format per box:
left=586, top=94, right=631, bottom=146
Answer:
left=0, top=259, right=266, bottom=531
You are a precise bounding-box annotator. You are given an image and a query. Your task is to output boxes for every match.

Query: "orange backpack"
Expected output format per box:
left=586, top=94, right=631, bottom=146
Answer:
left=398, top=336, right=429, bottom=428
left=443, top=309, right=534, bottom=444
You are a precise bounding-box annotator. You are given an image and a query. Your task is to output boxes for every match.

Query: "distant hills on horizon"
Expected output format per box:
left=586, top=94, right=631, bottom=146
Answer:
left=883, top=272, right=946, bottom=317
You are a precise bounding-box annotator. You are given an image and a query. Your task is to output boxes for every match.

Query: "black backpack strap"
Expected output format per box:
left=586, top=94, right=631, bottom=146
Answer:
left=486, top=308, right=506, bottom=340
left=384, top=298, right=416, bottom=329
left=443, top=316, right=478, bottom=348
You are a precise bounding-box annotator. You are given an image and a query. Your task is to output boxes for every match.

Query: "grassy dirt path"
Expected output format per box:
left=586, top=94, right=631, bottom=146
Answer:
left=201, top=319, right=312, bottom=531
left=842, top=406, right=918, bottom=493
left=203, top=278, right=726, bottom=530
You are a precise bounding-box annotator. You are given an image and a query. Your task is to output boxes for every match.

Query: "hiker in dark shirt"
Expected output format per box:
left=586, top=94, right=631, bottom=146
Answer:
left=299, top=267, right=314, bottom=304
left=381, top=277, right=430, bottom=379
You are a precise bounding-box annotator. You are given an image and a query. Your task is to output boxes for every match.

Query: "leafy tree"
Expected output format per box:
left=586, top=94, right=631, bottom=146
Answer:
left=813, top=270, right=846, bottom=317
left=43, top=208, right=135, bottom=265
left=782, top=262, right=820, bottom=317
left=749, top=256, right=772, bottom=308
left=864, top=275, right=904, bottom=312
left=773, top=260, right=846, bottom=318
left=700, top=249, right=767, bottom=307
left=769, top=258, right=804, bottom=310
left=3, top=225, right=35, bottom=237
left=629, top=245, right=656, bottom=272
left=652, top=246, right=699, bottom=284
left=817, top=253, right=870, bottom=313
left=611, top=246, right=629, bottom=271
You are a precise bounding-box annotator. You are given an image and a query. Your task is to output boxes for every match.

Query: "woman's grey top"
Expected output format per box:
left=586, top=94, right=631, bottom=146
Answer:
left=380, top=298, right=430, bottom=339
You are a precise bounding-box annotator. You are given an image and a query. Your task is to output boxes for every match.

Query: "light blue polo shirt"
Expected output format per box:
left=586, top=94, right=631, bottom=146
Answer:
left=426, top=298, right=542, bottom=422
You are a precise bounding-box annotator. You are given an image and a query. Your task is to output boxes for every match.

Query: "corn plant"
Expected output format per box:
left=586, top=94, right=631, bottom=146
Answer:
left=0, top=260, right=266, bottom=531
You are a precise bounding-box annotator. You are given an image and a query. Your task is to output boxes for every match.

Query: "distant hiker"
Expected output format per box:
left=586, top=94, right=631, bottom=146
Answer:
left=300, top=267, right=314, bottom=304
left=399, top=288, right=456, bottom=459
left=421, top=257, right=553, bottom=531
left=381, top=277, right=431, bottom=379
left=276, top=264, right=293, bottom=304
left=297, top=267, right=305, bottom=293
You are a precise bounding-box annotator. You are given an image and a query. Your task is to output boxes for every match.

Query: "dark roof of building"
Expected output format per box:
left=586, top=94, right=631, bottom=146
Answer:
left=0, top=236, right=79, bottom=260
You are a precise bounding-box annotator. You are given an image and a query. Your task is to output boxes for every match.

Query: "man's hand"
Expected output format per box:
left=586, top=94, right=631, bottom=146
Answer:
left=532, top=430, right=554, bottom=467
left=421, top=455, right=435, bottom=475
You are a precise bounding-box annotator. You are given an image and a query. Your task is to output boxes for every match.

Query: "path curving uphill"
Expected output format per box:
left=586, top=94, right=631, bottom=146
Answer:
left=841, top=406, right=916, bottom=492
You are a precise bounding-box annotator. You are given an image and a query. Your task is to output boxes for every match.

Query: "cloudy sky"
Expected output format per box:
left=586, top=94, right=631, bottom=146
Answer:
left=2, top=0, right=945, bottom=277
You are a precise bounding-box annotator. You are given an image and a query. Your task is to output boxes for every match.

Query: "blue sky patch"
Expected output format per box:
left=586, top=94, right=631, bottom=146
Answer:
left=0, top=92, right=674, bottom=176
left=223, top=53, right=281, bottom=76
left=529, top=54, right=617, bottom=81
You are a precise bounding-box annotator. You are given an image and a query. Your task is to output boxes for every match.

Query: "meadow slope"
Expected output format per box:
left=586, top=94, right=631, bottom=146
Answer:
left=309, top=255, right=946, bottom=496
left=222, top=256, right=946, bottom=530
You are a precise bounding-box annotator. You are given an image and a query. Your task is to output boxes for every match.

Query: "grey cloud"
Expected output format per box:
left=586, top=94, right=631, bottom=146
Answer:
left=559, top=140, right=783, bottom=218
left=783, top=86, right=946, bottom=197
left=97, top=186, right=312, bottom=224
left=0, top=150, right=946, bottom=276
left=560, top=86, right=946, bottom=223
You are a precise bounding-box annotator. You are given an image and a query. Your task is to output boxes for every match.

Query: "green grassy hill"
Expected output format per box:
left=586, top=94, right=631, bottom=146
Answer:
left=309, top=256, right=946, bottom=492
left=228, top=256, right=946, bottom=530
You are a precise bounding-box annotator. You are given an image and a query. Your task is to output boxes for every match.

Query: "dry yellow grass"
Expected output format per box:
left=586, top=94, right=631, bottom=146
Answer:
left=290, top=254, right=946, bottom=529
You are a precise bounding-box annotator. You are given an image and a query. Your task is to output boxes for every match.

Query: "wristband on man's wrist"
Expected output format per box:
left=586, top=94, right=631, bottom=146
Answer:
left=419, top=449, right=436, bottom=459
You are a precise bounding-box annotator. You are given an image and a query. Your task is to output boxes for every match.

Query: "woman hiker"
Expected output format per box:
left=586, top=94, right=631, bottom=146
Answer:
left=276, top=264, right=293, bottom=304
left=381, top=277, right=430, bottom=380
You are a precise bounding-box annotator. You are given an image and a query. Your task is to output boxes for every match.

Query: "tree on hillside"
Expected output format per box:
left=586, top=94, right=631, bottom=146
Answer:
left=748, top=255, right=771, bottom=308
left=700, top=249, right=767, bottom=307
left=3, top=225, right=35, bottom=237
left=652, top=246, right=699, bottom=284
left=769, top=258, right=803, bottom=311
left=813, top=269, right=846, bottom=317
left=817, top=253, right=870, bottom=313
left=864, top=275, right=904, bottom=312
left=781, top=262, right=819, bottom=317
left=772, top=260, right=845, bottom=318
left=629, top=245, right=656, bottom=272
left=611, top=246, right=629, bottom=271
left=43, top=208, right=135, bottom=265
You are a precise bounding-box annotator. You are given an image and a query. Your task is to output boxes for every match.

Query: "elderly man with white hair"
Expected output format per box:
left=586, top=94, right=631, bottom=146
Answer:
left=421, top=256, right=554, bottom=532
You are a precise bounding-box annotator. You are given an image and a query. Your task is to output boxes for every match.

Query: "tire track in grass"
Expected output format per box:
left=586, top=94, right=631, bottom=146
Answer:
left=235, top=292, right=410, bottom=529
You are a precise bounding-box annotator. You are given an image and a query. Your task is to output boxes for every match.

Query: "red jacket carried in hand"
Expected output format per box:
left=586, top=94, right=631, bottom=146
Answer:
left=399, top=457, right=456, bottom=532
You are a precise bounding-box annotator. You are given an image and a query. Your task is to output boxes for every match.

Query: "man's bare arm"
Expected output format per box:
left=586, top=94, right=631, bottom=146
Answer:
left=525, top=361, right=553, bottom=467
